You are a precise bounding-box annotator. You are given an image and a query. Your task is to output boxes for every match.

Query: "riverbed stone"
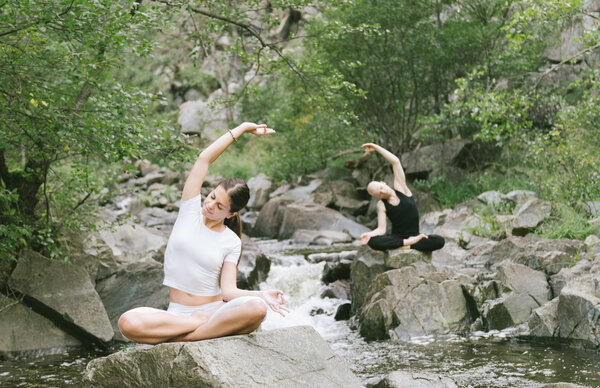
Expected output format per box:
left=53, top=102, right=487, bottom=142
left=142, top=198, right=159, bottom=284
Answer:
left=0, top=294, right=82, bottom=356
left=83, top=326, right=363, bottom=388
left=321, top=280, right=351, bottom=300
left=385, top=249, right=431, bottom=269
left=359, top=262, right=471, bottom=340
left=528, top=297, right=560, bottom=337
left=350, top=246, right=387, bottom=313
left=511, top=198, right=552, bottom=236
left=482, top=262, right=551, bottom=330
left=502, top=190, right=537, bottom=204
left=8, top=250, right=114, bottom=344
left=374, top=370, right=460, bottom=388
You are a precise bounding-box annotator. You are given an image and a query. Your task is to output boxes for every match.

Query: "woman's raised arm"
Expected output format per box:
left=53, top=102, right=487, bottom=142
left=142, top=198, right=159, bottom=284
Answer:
left=361, top=142, right=411, bottom=196
left=181, top=122, right=274, bottom=201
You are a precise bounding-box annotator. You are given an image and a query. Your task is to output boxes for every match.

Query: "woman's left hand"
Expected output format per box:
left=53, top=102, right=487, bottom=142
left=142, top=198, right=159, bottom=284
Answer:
left=261, top=289, right=291, bottom=317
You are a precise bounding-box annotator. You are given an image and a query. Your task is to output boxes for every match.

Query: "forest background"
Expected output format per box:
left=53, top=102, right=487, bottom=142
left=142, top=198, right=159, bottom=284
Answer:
left=1, top=0, right=599, bottom=270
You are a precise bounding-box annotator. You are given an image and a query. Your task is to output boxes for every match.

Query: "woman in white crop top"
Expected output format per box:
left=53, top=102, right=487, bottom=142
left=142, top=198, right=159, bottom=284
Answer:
left=118, top=122, right=289, bottom=344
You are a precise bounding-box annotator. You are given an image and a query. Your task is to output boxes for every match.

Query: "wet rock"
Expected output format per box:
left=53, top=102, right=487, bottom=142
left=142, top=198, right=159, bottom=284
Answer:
left=95, top=260, right=169, bottom=341
left=8, top=250, right=113, bottom=344
left=374, top=370, right=461, bottom=387
left=83, top=326, right=363, bottom=388
left=350, top=246, right=387, bottom=313
left=321, top=280, right=351, bottom=300
left=511, top=198, right=552, bottom=236
left=385, top=249, right=431, bottom=269
left=359, top=262, right=471, bottom=341
left=0, top=294, right=81, bottom=356
left=322, top=260, right=352, bottom=284
left=528, top=297, right=559, bottom=337
left=236, top=236, right=272, bottom=290
left=334, top=302, right=352, bottom=321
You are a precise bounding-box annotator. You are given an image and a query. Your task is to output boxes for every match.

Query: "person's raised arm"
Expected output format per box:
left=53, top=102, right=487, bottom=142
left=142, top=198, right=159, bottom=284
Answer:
left=220, top=262, right=290, bottom=317
left=181, top=122, right=274, bottom=201
left=360, top=200, right=387, bottom=245
left=361, top=142, right=411, bottom=196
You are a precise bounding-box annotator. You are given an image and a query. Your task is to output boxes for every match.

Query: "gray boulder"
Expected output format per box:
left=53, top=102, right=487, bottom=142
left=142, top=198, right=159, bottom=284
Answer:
left=83, top=326, right=363, bottom=388
left=0, top=294, right=81, bottom=356
left=254, top=197, right=293, bottom=238
left=511, top=198, right=552, bottom=236
left=95, top=260, right=170, bottom=341
left=483, top=263, right=551, bottom=330
left=350, top=246, right=387, bottom=313
left=359, top=262, right=471, bottom=340
left=8, top=250, right=114, bottom=344
left=385, top=249, right=431, bottom=269
left=99, top=222, right=167, bottom=263
left=278, top=202, right=369, bottom=239
left=464, top=236, right=586, bottom=275
left=246, top=173, right=273, bottom=210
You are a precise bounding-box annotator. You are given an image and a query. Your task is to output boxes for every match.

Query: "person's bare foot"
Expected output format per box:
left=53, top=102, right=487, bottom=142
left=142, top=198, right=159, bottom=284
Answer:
left=393, top=246, right=410, bottom=251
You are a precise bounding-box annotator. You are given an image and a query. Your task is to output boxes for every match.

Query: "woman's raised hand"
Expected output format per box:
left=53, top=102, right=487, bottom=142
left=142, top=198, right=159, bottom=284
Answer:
left=236, top=122, right=276, bottom=136
left=361, top=143, right=379, bottom=153
left=261, top=289, right=291, bottom=317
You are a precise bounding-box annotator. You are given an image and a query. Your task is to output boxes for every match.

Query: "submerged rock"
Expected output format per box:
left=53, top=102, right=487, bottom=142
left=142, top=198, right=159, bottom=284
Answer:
left=83, top=326, right=363, bottom=388
left=374, top=370, right=461, bottom=387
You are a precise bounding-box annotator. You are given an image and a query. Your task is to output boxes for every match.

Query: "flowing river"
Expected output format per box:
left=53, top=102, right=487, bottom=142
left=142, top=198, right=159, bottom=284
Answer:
left=1, top=238, right=599, bottom=387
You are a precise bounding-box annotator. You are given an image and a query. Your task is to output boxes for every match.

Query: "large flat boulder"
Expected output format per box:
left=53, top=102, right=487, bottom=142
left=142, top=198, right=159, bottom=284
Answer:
left=83, top=326, right=363, bottom=388
left=0, top=294, right=81, bottom=357
left=8, top=250, right=113, bottom=344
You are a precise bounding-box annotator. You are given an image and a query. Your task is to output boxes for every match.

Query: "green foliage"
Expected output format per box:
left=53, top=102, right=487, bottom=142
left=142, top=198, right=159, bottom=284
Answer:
left=535, top=204, right=595, bottom=240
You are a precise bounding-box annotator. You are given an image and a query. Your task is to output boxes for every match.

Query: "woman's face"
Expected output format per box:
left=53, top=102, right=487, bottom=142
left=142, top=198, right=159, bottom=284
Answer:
left=202, top=185, right=233, bottom=221
left=367, top=181, right=393, bottom=199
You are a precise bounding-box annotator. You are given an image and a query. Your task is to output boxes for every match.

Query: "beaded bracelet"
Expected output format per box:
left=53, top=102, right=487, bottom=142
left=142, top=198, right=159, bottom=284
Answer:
left=228, top=129, right=238, bottom=142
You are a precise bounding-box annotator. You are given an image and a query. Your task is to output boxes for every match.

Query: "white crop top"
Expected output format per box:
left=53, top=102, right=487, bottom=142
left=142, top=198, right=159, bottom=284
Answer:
left=163, top=193, right=241, bottom=296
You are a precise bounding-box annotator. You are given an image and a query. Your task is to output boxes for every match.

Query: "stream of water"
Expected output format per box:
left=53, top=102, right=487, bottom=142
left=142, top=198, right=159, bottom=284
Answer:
left=1, top=239, right=599, bottom=387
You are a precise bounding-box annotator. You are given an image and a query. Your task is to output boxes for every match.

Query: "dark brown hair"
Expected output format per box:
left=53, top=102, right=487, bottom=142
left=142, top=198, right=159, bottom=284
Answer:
left=219, top=177, right=250, bottom=238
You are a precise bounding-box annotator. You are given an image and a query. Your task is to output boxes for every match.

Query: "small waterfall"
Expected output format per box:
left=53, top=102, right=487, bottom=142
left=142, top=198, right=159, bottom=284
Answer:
left=258, top=254, right=351, bottom=342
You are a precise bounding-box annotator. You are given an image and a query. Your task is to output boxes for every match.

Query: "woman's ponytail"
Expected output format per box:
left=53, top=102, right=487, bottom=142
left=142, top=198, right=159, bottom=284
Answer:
left=224, top=214, right=242, bottom=238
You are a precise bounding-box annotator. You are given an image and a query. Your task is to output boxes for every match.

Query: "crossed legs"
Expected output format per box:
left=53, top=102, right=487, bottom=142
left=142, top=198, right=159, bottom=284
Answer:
left=118, top=297, right=267, bottom=344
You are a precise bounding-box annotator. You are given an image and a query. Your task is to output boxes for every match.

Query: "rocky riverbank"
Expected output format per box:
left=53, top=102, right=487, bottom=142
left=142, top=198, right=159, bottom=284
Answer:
left=1, top=158, right=599, bottom=386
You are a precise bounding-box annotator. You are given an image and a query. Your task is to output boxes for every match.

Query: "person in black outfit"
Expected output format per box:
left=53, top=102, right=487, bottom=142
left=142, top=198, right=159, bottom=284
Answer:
left=359, top=143, right=445, bottom=252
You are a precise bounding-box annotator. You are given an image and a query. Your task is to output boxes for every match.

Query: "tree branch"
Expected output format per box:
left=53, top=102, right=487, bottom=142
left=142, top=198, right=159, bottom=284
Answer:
left=0, top=0, right=75, bottom=37
left=534, top=42, right=600, bottom=88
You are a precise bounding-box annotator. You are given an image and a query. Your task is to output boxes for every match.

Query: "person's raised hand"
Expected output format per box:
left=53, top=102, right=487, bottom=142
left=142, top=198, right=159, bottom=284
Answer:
left=361, top=143, right=378, bottom=153
left=261, top=289, right=291, bottom=317
left=236, top=122, right=275, bottom=136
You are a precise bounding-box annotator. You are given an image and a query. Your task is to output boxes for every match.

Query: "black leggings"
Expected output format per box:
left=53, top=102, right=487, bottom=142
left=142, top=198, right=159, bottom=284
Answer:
left=368, top=234, right=445, bottom=253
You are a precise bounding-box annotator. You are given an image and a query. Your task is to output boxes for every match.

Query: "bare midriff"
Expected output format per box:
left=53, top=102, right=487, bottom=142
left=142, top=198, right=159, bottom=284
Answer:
left=168, top=287, right=223, bottom=306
